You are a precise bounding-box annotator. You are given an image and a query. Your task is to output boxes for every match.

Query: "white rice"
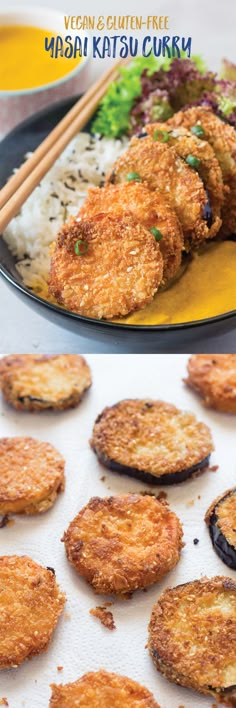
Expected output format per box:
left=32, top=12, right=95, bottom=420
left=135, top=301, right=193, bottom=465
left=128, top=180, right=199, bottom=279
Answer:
left=3, top=132, right=128, bottom=296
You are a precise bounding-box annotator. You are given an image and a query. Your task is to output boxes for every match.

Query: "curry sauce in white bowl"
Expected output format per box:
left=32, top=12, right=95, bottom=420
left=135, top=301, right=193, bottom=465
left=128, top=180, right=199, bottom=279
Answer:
left=0, top=5, right=91, bottom=134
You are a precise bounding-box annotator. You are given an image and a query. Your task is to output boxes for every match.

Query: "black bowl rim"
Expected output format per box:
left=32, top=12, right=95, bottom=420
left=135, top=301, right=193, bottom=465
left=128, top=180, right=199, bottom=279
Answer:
left=1, top=261, right=236, bottom=332
left=0, top=95, right=236, bottom=333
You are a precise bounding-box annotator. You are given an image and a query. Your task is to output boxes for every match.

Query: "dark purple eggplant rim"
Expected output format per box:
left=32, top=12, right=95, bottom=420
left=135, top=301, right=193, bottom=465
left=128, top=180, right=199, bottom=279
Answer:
left=93, top=452, right=211, bottom=485
left=150, top=575, right=236, bottom=695
left=0, top=95, right=235, bottom=333
left=208, top=488, right=236, bottom=570
left=150, top=648, right=236, bottom=695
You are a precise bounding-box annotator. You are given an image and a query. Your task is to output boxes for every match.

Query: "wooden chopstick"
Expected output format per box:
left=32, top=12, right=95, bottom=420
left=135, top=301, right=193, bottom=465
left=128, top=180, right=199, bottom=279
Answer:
left=0, top=57, right=130, bottom=233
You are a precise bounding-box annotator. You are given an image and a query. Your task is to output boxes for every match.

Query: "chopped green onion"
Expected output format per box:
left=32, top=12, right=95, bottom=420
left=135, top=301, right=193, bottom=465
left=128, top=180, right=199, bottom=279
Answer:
left=74, top=239, right=89, bottom=256
left=150, top=227, right=163, bottom=241
left=185, top=154, right=201, bottom=169
left=191, top=124, right=205, bottom=138
left=153, top=129, right=169, bottom=143
left=126, top=171, right=141, bottom=181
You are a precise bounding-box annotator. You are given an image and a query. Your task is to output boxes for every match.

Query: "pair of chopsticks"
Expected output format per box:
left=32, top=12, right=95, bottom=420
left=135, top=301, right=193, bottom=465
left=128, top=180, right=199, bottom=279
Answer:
left=0, top=57, right=130, bottom=234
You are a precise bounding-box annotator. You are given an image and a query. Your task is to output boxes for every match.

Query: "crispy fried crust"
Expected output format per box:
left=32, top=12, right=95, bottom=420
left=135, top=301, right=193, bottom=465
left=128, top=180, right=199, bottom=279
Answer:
left=205, top=488, right=236, bottom=569
left=185, top=354, right=236, bottom=413
left=167, top=107, right=236, bottom=237
left=50, top=669, right=161, bottom=707
left=107, top=136, right=209, bottom=247
left=145, top=122, right=224, bottom=245
left=148, top=576, right=236, bottom=700
left=89, top=606, right=116, bottom=630
left=0, top=437, right=65, bottom=515
left=49, top=214, right=162, bottom=319
left=62, top=494, right=183, bottom=595
left=79, top=182, right=184, bottom=286
left=90, top=399, right=214, bottom=483
left=1, top=354, right=91, bottom=411
left=0, top=556, right=65, bottom=669
left=0, top=355, right=41, bottom=388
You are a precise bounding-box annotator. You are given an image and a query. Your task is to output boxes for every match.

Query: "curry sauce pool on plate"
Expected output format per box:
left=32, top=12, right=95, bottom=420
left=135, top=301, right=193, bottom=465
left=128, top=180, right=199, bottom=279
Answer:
left=116, top=241, right=236, bottom=325
left=1, top=354, right=91, bottom=411
left=50, top=670, right=161, bottom=707
left=0, top=437, right=65, bottom=515
left=0, top=556, right=65, bottom=669
left=148, top=576, right=236, bottom=702
left=62, top=494, right=183, bottom=595
left=91, top=399, right=214, bottom=485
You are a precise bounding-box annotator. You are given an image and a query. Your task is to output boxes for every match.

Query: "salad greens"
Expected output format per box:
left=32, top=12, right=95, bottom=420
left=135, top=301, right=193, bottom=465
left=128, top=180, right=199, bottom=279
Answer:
left=92, top=55, right=174, bottom=137
left=92, top=55, right=236, bottom=138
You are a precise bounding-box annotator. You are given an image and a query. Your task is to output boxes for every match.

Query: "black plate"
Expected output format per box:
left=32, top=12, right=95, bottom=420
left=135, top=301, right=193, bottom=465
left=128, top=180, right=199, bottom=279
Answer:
left=0, top=96, right=235, bottom=349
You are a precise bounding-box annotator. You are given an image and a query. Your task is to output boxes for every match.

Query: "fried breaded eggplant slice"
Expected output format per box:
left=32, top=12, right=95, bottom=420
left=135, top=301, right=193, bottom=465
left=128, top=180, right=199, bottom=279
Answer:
left=1, top=354, right=91, bottom=411
left=79, top=182, right=184, bottom=286
left=0, top=555, right=65, bottom=669
left=148, top=576, right=236, bottom=702
left=144, top=122, right=224, bottom=245
left=62, top=494, right=183, bottom=595
left=0, top=355, right=42, bottom=388
left=107, top=136, right=210, bottom=248
left=0, top=437, right=65, bottom=515
left=167, top=106, right=236, bottom=236
left=205, top=488, right=236, bottom=570
left=49, top=214, right=163, bottom=319
left=50, top=669, right=161, bottom=707
left=90, top=399, right=214, bottom=485
left=185, top=354, right=236, bottom=412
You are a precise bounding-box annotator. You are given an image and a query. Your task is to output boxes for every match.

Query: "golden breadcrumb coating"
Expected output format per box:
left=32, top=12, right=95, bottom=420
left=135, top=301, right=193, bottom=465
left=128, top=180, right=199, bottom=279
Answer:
left=145, top=122, right=224, bottom=245
left=205, top=488, right=236, bottom=549
left=185, top=354, right=236, bottom=413
left=167, top=106, right=236, bottom=237
left=0, top=355, right=41, bottom=388
left=50, top=669, right=161, bottom=707
left=1, top=354, right=91, bottom=411
left=0, top=555, right=65, bottom=669
left=49, top=214, right=162, bottom=319
left=62, top=494, right=183, bottom=595
left=79, top=182, right=184, bottom=286
left=148, top=576, right=236, bottom=700
left=91, top=399, right=214, bottom=482
left=107, top=136, right=209, bottom=246
left=0, top=437, right=65, bottom=515
left=89, top=606, right=116, bottom=630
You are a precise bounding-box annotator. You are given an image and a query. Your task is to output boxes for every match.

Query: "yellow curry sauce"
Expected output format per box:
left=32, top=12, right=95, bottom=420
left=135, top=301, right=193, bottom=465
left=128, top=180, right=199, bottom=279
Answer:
left=31, top=241, right=236, bottom=324
left=115, top=242, right=236, bottom=325
left=0, top=26, right=81, bottom=91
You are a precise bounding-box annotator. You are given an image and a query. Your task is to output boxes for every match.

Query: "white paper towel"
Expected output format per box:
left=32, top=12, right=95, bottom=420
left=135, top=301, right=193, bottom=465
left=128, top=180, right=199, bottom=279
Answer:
left=0, top=353, right=235, bottom=708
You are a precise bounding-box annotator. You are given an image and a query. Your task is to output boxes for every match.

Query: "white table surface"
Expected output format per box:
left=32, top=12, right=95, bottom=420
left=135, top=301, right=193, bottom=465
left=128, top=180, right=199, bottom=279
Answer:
left=0, top=0, right=236, bottom=353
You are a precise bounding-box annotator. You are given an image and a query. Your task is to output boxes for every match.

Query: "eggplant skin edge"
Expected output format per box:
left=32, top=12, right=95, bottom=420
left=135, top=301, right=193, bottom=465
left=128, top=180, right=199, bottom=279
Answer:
left=149, top=648, right=236, bottom=701
left=206, top=490, right=236, bottom=571
left=93, top=452, right=211, bottom=485
left=13, top=390, right=90, bottom=412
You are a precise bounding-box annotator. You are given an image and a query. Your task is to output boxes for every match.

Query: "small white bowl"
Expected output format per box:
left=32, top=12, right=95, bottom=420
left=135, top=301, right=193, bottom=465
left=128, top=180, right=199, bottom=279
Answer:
left=0, top=5, right=91, bottom=134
